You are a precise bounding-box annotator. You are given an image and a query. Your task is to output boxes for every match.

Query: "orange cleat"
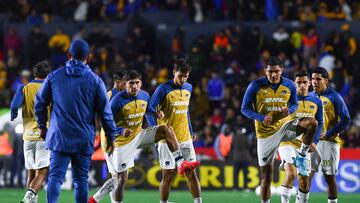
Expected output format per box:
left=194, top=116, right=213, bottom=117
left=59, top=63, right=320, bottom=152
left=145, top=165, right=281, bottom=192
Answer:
left=177, top=160, right=200, bottom=175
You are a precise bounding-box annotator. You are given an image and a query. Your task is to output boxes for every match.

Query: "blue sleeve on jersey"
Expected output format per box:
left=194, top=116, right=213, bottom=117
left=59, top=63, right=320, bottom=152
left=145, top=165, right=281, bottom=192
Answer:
left=110, top=94, right=125, bottom=136
left=10, top=85, right=25, bottom=121
left=35, top=75, right=51, bottom=129
left=287, top=82, right=298, bottom=114
left=325, top=94, right=351, bottom=138
left=313, top=99, right=323, bottom=144
left=187, top=108, right=194, bottom=135
left=146, top=85, right=166, bottom=126
left=241, top=82, right=266, bottom=121
left=95, top=78, right=115, bottom=141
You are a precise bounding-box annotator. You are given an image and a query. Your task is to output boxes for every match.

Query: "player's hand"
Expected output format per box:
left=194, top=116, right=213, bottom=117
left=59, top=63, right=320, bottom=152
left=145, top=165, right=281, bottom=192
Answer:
left=123, top=128, right=134, bottom=138
left=10, top=113, right=17, bottom=121
left=263, top=115, right=273, bottom=125
left=280, top=107, right=289, bottom=117
left=309, top=143, right=317, bottom=152
left=106, top=140, right=114, bottom=155
left=39, top=128, right=47, bottom=140
left=320, top=132, right=326, bottom=140
left=156, top=110, right=164, bottom=119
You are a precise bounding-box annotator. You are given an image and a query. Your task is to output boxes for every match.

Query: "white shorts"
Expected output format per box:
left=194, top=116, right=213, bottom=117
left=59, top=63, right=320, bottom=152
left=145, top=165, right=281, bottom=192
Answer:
left=278, top=145, right=311, bottom=174
left=113, top=126, right=158, bottom=173
left=158, top=140, right=197, bottom=169
left=23, top=140, right=50, bottom=170
left=257, top=119, right=299, bottom=167
left=105, top=153, right=116, bottom=174
left=311, top=140, right=340, bottom=175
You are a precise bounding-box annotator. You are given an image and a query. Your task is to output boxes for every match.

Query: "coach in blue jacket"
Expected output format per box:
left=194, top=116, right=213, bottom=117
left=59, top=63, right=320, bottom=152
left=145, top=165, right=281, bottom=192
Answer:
left=35, top=39, right=116, bottom=203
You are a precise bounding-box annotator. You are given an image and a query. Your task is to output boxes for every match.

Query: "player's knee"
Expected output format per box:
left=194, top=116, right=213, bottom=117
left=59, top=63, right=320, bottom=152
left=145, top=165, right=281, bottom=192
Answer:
left=286, top=171, right=296, bottom=183
left=162, top=170, right=176, bottom=183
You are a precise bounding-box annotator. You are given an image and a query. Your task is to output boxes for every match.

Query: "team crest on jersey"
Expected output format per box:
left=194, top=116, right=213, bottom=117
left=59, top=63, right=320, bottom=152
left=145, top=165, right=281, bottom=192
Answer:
left=124, top=105, right=130, bottom=110
left=141, top=104, right=146, bottom=109
left=323, top=101, right=328, bottom=106
left=185, top=93, right=189, bottom=97
left=281, top=90, right=287, bottom=95
left=310, top=105, right=315, bottom=110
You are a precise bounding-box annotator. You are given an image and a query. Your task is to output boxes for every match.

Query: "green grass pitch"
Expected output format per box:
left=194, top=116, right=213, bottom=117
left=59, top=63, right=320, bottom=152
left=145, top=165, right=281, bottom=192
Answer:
left=1, top=189, right=360, bottom=203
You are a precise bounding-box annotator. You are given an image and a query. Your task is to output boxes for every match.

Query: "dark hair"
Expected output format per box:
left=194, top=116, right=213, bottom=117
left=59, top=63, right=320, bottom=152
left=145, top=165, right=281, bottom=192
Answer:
left=173, top=59, right=192, bottom=72
left=113, top=70, right=127, bottom=81
left=311, top=67, right=329, bottom=79
left=294, top=70, right=310, bottom=79
left=124, top=70, right=142, bottom=81
left=265, top=56, right=284, bottom=68
left=33, top=60, right=51, bottom=78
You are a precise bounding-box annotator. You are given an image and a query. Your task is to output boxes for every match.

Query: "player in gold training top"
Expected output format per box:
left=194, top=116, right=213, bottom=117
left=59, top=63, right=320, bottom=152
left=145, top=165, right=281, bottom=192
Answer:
left=89, top=70, right=127, bottom=203
left=10, top=61, right=52, bottom=203
left=310, top=67, right=350, bottom=203
left=107, top=70, right=197, bottom=203
left=241, top=57, right=319, bottom=203
left=147, top=59, right=202, bottom=203
left=278, top=71, right=323, bottom=203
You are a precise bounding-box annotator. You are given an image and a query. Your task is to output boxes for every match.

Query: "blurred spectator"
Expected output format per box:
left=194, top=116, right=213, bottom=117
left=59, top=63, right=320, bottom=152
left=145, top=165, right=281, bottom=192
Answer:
left=207, top=72, right=225, bottom=109
left=26, top=26, right=49, bottom=67
left=319, top=46, right=336, bottom=75
left=72, top=25, right=87, bottom=41
left=74, top=0, right=88, bottom=22
left=4, top=28, right=23, bottom=55
left=26, top=9, right=43, bottom=24
left=214, top=124, right=233, bottom=161
left=299, top=5, right=317, bottom=22
left=232, top=129, right=251, bottom=189
left=302, top=26, right=320, bottom=62
left=48, top=27, right=71, bottom=67
left=272, top=25, right=290, bottom=54
left=338, top=0, right=352, bottom=21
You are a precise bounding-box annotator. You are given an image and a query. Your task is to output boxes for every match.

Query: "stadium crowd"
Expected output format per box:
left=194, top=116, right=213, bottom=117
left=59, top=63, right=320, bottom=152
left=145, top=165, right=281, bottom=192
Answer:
left=1, top=0, right=360, bottom=188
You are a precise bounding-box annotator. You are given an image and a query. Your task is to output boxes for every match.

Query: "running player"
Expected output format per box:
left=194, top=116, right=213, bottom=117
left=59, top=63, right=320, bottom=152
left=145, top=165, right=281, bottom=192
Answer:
left=241, top=56, right=318, bottom=203
left=89, top=70, right=127, bottom=203
left=309, top=67, right=351, bottom=203
left=278, top=70, right=323, bottom=203
left=10, top=61, right=52, bottom=203
left=147, top=59, right=202, bottom=203
left=109, top=70, right=197, bottom=203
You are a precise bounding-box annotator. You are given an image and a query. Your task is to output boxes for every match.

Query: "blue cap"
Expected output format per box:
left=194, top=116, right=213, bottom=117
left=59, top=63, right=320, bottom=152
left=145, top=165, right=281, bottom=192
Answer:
left=69, top=39, right=90, bottom=57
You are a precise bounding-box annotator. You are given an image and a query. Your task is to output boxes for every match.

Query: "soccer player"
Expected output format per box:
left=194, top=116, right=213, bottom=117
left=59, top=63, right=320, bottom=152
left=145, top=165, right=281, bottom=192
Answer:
left=109, top=70, right=197, bottom=203
left=34, top=39, right=116, bottom=203
left=310, top=67, right=351, bottom=203
left=88, top=70, right=127, bottom=203
left=241, top=56, right=318, bottom=203
left=10, top=61, right=52, bottom=203
left=147, top=59, right=202, bottom=203
left=278, top=70, right=323, bottom=203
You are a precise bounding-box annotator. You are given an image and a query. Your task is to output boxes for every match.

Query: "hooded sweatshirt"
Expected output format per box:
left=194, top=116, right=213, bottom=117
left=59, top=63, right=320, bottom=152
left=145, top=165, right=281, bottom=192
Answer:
left=35, top=60, right=115, bottom=155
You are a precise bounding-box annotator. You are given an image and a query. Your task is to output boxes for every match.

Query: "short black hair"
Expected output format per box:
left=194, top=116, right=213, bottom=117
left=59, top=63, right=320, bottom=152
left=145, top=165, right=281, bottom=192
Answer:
left=33, top=60, right=51, bottom=78
left=173, top=59, right=192, bottom=72
left=124, top=69, right=142, bottom=81
left=113, top=70, right=127, bottom=81
left=294, top=70, right=310, bottom=79
left=311, top=67, right=329, bottom=79
left=265, top=56, right=284, bottom=68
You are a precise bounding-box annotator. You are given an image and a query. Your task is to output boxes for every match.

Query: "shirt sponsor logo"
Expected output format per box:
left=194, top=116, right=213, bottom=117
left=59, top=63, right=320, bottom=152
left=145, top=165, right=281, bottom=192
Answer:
left=173, top=109, right=188, bottom=114
left=266, top=107, right=283, bottom=111
left=282, top=90, right=287, bottom=95
left=128, top=112, right=145, bottom=119
left=264, top=98, right=286, bottom=103
left=171, top=101, right=189, bottom=106
left=310, top=105, right=315, bottom=110
left=295, top=113, right=313, bottom=118
left=128, top=120, right=142, bottom=126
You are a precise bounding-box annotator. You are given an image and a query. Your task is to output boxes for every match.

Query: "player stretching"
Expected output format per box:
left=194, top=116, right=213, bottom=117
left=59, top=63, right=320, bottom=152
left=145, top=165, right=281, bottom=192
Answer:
left=241, top=56, right=318, bottom=203
left=147, top=59, right=202, bottom=203
left=10, top=61, right=51, bottom=203
left=109, top=70, right=197, bottom=203
left=89, top=70, right=127, bottom=203
left=278, top=71, right=323, bottom=203
left=309, top=67, right=350, bottom=203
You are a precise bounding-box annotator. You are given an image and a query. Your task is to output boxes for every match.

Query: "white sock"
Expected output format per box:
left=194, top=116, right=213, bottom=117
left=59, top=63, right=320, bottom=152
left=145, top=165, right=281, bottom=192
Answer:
left=299, top=143, right=310, bottom=156
left=160, top=201, right=168, bottom=203
left=194, top=197, right=202, bottom=203
left=261, top=200, right=270, bottom=203
left=280, top=185, right=292, bottom=203
left=172, top=149, right=184, bottom=167
left=296, top=190, right=310, bottom=203
left=31, top=194, right=38, bottom=203
left=23, top=188, right=36, bottom=201
left=93, top=177, right=117, bottom=202
left=113, top=201, right=123, bottom=203
left=328, top=198, right=337, bottom=203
